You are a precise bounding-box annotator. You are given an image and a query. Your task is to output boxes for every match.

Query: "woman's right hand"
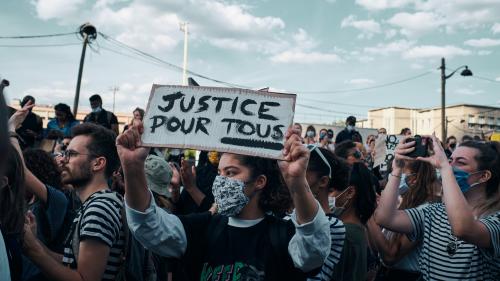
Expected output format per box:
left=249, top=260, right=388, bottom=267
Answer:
left=392, top=137, right=415, bottom=170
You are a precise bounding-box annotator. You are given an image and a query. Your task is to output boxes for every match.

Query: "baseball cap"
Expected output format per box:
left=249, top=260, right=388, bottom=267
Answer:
left=144, top=154, right=173, bottom=197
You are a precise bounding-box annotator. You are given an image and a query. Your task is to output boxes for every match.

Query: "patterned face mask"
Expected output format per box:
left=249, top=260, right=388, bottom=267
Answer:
left=212, top=175, right=250, bottom=217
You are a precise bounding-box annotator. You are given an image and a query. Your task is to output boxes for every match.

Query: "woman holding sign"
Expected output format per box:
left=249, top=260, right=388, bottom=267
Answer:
left=375, top=136, right=500, bottom=280
left=117, top=122, right=330, bottom=281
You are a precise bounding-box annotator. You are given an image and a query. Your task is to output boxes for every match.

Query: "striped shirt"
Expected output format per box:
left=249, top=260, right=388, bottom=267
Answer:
left=406, top=203, right=500, bottom=280
left=308, top=215, right=346, bottom=281
left=62, top=190, right=125, bottom=281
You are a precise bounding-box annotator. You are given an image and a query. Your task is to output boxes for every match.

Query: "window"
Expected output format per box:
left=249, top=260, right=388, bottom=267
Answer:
left=478, top=116, right=485, bottom=124
left=468, top=123, right=475, bottom=129
left=488, top=117, right=495, bottom=125
left=489, top=125, right=495, bottom=130
left=468, top=114, right=475, bottom=124
left=497, top=118, right=500, bottom=126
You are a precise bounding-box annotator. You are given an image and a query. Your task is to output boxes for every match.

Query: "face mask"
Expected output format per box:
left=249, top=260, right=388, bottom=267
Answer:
left=328, top=196, right=336, bottom=211
left=347, top=125, right=354, bottom=131
left=92, top=106, right=102, bottom=113
left=319, top=132, right=326, bottom=140
left=330, top=186, right=352, bottom=217
left=398, top=173, right=414, bottom=195
left=212, top=175, right=250, bottom=217
left=449, top=143, right=456, bottom=149
left=306, top=131, right=315, bottom=138
left=452, top=166, right=482, bottom=194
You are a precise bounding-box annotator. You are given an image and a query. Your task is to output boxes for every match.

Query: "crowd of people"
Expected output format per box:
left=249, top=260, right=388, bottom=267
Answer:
left=0, top=83, right=499, bottom=281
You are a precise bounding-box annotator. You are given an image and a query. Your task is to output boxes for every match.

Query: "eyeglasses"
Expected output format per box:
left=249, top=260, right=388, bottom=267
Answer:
left=306, top=144, right=332, bottom=179
left=61, top=149, right=97, bottom=161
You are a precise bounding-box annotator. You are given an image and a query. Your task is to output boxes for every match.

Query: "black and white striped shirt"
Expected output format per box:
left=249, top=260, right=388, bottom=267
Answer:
left=308, top=215, right=346, bottom=281
left=62, top=190, right=125, bottom=281
left=406, top=203, right=500, bottom=280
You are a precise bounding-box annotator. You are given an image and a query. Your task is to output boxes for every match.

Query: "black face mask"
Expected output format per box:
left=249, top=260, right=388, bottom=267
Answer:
left=449, top=143, right=456, bottom=149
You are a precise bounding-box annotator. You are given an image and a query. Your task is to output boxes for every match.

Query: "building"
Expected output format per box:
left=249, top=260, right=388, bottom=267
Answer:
left=367, top=104, right=500, bottom=140
left=9, top=100, right=134, bottom=132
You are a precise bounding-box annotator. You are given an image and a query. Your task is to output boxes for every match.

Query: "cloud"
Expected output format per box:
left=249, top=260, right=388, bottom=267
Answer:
left=410, top=63, right=424, bottom=69
left=464, top=38, right=500, bottom=48
left=402, top=45, right=471, bottom=59
left=270, top=51, right=342, bottom=64
left=493, top=23, right=500, bottom=34
left=454, top=88, right=484, bottom=96
left=292, top=28, right=318, bottom=50
left=496, top=77, right=500, bottom=82
left=364, top=40, right=414, bottom=56
left=341, top=15, right=381, bottom=38
left=344, top=78, right=375, bottom=85
left=355, top=0, right=415, bottom=11
left=478, top=50, right=492, bottom=56
left=34, top=0, right=86, bottom=20
left=388, top=12, right=445, bottom=37
left=32, top=0, right=287, bottom=54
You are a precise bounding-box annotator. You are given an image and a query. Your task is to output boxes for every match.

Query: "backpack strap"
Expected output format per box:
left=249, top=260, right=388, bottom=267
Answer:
left=71, top=192, right=124, bottom=264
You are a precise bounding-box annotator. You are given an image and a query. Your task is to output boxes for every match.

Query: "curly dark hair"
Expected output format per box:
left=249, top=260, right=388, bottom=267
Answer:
left=54, top=103, right=76, bottom=122
left=232, top=154, right=292, bottom=216
left=23, top=149, right=62, bottom=188
left=334, top=140, right=356, bottom=159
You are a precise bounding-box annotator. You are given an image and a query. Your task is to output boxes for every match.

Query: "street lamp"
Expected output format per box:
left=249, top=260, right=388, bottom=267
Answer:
left=440, top=57, right=473, bottom=141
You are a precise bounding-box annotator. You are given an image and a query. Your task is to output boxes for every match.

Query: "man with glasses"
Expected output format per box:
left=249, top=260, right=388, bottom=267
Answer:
left=23, top=123, right=125, bottom=281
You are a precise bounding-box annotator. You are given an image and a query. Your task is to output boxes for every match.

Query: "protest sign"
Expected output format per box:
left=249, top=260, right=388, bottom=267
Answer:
left=373, top=134, right=403, bottom=171
left=142, top=85, right=296, bottom=159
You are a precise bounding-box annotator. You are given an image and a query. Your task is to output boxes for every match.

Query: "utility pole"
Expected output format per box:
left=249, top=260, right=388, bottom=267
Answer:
left=440, top=57, right=446, bottom=142
left=110, top=86, right=119, bottom=113
left=73, top=23, right=97, bottom=117
left=180, top=22, right=189, bottom=86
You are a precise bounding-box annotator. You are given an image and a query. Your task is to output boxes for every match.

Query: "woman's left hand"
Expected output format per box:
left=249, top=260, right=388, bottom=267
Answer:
left=416, top=134, right=450, bottom=170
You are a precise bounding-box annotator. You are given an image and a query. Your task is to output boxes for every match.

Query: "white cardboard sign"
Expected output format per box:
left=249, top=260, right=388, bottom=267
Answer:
left=142, top=85, right=296, bottom=159
left=373, top=134, right=403, bottom=171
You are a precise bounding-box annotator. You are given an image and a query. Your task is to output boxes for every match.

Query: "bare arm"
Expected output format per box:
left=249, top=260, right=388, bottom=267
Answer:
left=23, top=213, right=110, bottom=281
left=374, top=139, right=415, bottom=233
left=418, top=135, right=492, bottom=248
left=367, top=218, right=417, bottom=266
left=180, top=159, right=205, bottom=206
left=8, top=102, right=48, bottom=203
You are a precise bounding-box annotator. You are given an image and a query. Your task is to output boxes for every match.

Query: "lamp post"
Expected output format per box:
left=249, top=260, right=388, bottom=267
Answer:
left=439, top=57, right=473, bottom=141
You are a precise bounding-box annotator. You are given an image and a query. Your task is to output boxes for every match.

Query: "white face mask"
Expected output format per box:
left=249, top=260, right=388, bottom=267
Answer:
left=347, top=125, right=354, bottom=131
left=92, top=106, right=102, bottom=113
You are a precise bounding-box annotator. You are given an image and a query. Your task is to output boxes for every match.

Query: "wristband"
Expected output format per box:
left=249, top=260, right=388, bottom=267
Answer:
left=390, top=173, right=402, bottom=179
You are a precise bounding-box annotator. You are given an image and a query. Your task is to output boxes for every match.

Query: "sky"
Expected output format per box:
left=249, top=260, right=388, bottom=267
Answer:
left=1, top=0, right=500, bottom=125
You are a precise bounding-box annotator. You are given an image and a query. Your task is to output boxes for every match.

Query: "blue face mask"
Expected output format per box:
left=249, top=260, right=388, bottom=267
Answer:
left=452, top=166, right=482, bottom=193
left=398, top=173, right=414, bottom=195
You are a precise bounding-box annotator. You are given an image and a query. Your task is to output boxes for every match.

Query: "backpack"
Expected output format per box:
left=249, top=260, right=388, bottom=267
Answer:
left=71, top=192, right=157, bottom=281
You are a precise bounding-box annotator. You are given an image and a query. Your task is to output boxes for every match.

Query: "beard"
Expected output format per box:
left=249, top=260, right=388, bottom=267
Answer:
left=61, top=161, right=93, bottom=188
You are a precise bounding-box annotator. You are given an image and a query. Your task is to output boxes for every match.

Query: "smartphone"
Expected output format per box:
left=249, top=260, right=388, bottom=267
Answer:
left=404, top=135, right=431, bottom=158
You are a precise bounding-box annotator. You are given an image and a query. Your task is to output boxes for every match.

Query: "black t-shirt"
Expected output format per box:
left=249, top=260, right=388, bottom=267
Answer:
left=177, top=213, right=314, bottom=281
left=335, top=128, right=363, bottom=144
left=83, top=109, right=118, bottom=130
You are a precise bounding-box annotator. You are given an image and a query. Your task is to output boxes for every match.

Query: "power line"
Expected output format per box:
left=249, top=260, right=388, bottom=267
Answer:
left=472, top=75, right=500, bottom=84
left=98, top=32, right=252, bottom=89
left=0, top=42, right=81, bottom=48
left=0, top=32, right=78, bottom=39
left=294, top=71, right=433, bottom=94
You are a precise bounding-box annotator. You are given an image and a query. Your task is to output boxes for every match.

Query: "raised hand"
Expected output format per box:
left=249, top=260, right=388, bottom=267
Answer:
left=417, top=134, right=449, bottom=169
left=392, top=136, right=415, bottom=169
left=116, top=121, right=150, bottom=166
left=8, top=99, right=35, bottom=131
left=180, top=158, right=197, bottom=190
left=278, top=127, right=310, bottom=186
